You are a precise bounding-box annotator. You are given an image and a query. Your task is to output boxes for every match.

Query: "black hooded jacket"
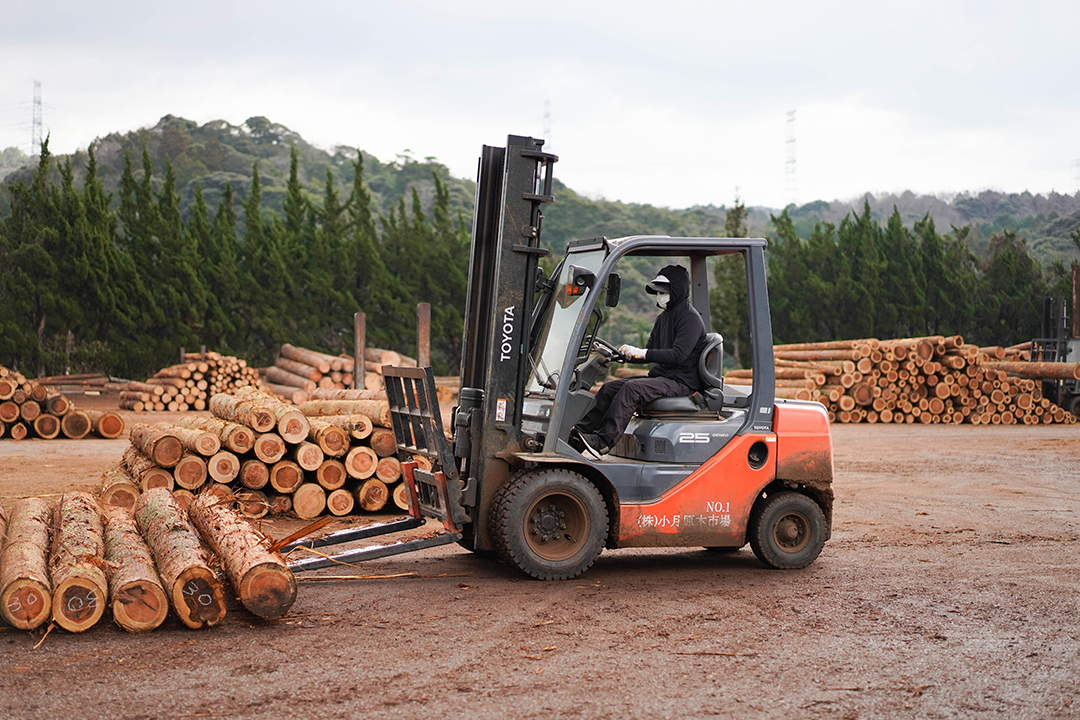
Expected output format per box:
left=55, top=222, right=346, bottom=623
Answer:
left=643, top=264, right=708, bottom=390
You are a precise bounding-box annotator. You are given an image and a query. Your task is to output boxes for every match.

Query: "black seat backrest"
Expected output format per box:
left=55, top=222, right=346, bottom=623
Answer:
left=699, top=332, right=724, bottom=395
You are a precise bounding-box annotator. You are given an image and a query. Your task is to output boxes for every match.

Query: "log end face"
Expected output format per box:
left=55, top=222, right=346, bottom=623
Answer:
left=172, top=568, right=227, bottom=629
left=239, top=564, right=297, bottom=619
left=102, top=484, right=140, bottom=511
left=2, top=581, right=52, bottom=630
left=53, top=576, right=107, bottom=632
left=113, top=580, right=169, bottom=632
left=97, top=413, right=125, bottom=439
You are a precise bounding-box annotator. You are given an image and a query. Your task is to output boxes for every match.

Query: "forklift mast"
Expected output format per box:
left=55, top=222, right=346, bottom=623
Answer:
left=455, top=136, right=557, bottom=545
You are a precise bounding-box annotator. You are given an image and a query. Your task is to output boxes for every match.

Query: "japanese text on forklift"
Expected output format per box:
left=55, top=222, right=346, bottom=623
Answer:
left=285, top=135, right=836, bottom=581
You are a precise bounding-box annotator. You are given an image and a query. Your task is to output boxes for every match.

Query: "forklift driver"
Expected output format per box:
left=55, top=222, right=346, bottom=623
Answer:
left=570, top=263, right=709, bottom=457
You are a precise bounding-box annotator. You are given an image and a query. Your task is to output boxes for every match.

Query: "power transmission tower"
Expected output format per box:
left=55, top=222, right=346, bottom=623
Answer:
left=1073, top=159, right=1080, bottom=195
left=543, top=99, right=552, bottom=149
left=31, top=80, right=42, bottom=156
left=784, top=109, right=797, bottom=208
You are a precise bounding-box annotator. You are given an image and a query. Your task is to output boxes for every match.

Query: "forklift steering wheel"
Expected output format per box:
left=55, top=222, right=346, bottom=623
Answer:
left=592, top=337, right=624, bottom=362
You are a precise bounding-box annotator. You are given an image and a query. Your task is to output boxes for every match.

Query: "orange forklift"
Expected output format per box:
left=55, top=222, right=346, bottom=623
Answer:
left=285, top=135, right=834, bottom=580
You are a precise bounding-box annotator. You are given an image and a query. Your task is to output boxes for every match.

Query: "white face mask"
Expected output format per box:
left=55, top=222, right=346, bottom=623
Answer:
left=656, top=292, right=671, bottom=310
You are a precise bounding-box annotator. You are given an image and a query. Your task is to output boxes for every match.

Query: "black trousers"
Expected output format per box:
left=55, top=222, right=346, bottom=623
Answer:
left=578, top=376, right=690, bottom=448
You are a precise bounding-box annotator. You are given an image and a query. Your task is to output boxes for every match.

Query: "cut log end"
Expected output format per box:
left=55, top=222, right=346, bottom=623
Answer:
left=172, top=567, right=227, bottom=629
left=1, top=580, right=52, bottom=630
left=326, top=488, right=355, bottom=516
left=238, top=563, right=298, bottom=619
left=53, top=576, right=107, bottom=632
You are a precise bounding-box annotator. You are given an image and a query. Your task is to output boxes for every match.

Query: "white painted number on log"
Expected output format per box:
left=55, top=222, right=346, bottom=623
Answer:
left=67, top=590, right=98, bottom=613
left=183, top=580, right=214, bottom=606
left=7, top=592, right=38, bottom=612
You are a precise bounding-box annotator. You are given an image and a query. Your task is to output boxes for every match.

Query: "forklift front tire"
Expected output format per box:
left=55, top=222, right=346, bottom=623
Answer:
left=491, top=468, right=608, bottom=580
left=748, top=491, right=826, bottom=569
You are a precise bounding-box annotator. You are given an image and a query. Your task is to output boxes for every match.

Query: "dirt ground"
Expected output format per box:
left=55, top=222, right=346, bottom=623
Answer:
left=0, top=395, right=1078, bottom=719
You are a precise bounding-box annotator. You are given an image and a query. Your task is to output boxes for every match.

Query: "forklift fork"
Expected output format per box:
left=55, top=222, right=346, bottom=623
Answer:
left=284, top=367, right=467, bottom=572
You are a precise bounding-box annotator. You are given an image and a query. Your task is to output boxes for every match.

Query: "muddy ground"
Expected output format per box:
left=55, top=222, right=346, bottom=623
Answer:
left=0, top=397, right=1078, bottom=719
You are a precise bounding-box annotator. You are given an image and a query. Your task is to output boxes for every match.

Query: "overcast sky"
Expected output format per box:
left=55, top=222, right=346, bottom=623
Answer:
left=2, top=1, right=1078, bottom=210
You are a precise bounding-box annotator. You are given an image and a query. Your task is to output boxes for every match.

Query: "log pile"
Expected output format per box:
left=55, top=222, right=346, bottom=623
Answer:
left=263, top=344, right=417, bottom=403
left=726, top=336, right=1078, bottom=425
left=121, top=352, right=259, bottom=412
left=0, top=489, right=295, bottom=632
left=98, top=386, right=414, bottom=521
left=0, top=366, right=124, bottom=440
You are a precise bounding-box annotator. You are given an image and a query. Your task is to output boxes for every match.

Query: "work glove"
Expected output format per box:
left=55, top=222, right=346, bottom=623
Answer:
left=618, top=344, right=647, bottom=362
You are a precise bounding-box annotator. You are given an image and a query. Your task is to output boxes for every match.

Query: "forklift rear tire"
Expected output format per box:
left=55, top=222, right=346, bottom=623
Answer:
left=748, top=491, right=826, bottom=569
left=491, top=468, right=608, bottom=580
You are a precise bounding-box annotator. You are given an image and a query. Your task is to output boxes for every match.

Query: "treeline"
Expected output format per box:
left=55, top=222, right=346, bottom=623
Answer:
left=765, top=202, right=1077, bottom=351
left=0, top=140, right=469, bottom=378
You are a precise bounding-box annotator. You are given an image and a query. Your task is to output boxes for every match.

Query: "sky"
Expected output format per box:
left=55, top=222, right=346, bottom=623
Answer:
left=1, top=0, right=1078, bottom=210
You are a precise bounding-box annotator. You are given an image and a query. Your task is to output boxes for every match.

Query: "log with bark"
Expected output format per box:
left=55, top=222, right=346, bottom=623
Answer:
left=99, top=465, right=141, bottom=511
left=169, top=426, right=221, bottom=456
left=102, top=506, right=169, bottom=633
left=297, top=399, right=391, bottom=428
left=307, top=418, right=351, bottom=457
left=0, top=498, right=53, bottom=630
left=134, top=488, right=226, bottom=629
left=375, top=456, right=403, bottom=484
left=326, top=488, right=355, bottom=516
left=291, top=441, right=325, bottom=471
left=355, top=478, right=389, bottom=512
left=121, top=446, right=175, bottom=492
left=238, top=459, right=270, bottom=490
left=129, top=423, right=184, bottom=468
left=176, top=416, right=255, bottom=454
left=267, top=493, right=293, bottom=516
left=60, top=409, right=91, bottom=439
left=344, top=445, right=379, bottom=480
left=86, top=410, right=125, bottom=439
left=33, top=413, right=61, bottom=439
left=234, top=386, right=309, bottom=443
left=50, top=492, right=109, bottom=632
left=187, top=494, right=296, bottom=619
left=315, top=459, right=348, bottom=491
left=172, top=453, right=209, bottom=491
left=210, top=392, right=276, bottom=433
left=307, top=413, right=373, bottom=441
left=235, top=490, right=269, bottom=519
left=269, top=460, right=304, bottom=494
left=291, top=483, right=327, bottom=520
left=253, top=433, right=287, bottom=464
left=368, top=428, right=398, bottom=457
left=392, top=482, right=411, bottom=512
left=206, top=451, right=241, bottom=484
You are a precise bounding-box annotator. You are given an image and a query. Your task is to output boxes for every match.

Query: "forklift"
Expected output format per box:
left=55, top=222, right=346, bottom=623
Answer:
left=286, top=135, right=835, bottom=580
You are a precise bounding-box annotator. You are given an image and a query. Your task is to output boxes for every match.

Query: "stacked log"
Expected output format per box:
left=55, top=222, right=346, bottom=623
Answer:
left=134, top=488, right=227, bottom=629
left=263, top=344, right=418, bottom=402
left=0, top=499, right=53, bottom=630
left=50, top=492, right=109, bottom=632
left=101, top=383, right=414, bottom=521
left=102, top=506, right=169, bottom=632
left=727, top=336, right=1078, bottom=425
left=0, top=365, right=124, bottom=440
left=187, top=494, right=296, bottom=619
left=0, top=490, right=297, bottom=632
left=121, top=352, right=259, bottom=412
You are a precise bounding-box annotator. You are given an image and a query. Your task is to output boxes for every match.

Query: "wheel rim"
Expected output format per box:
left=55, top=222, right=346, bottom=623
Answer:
left=772, top=511, right=811, bottom=554
left=524, top=491, right=589, bottom=562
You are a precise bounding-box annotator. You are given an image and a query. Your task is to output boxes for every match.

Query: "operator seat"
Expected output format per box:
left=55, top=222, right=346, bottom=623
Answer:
left=639, top=332, right=726, bottom=416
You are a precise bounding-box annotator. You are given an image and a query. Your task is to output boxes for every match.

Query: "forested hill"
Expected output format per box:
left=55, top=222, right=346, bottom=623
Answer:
left=2, top=114, right=1079, bottom=266
left=2, top=114, right=1080, bottom=380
